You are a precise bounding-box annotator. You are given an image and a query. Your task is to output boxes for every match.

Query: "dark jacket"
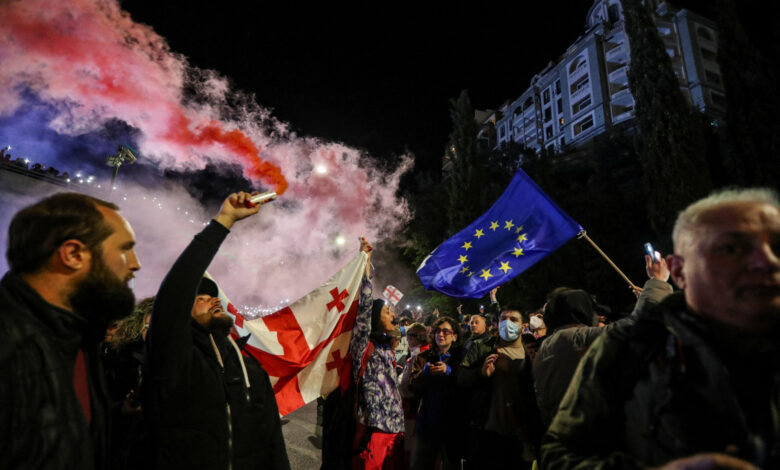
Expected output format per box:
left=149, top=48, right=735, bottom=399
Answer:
left=408, top=346, right=465, bottom=440
left=0, top=272, right=110, bottom=470
left=533, top=279, right=673, bottom=430
left=142, top=221, right=289, bottom=470
left=542, top=292, right=780, bottom=469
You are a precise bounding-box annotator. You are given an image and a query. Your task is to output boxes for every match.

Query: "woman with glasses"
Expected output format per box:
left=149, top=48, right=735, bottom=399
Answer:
left=407, top=317, right=465, bottom=470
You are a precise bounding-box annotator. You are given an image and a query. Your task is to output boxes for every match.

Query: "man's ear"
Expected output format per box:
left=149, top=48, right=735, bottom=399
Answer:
left=57, top=239, right=90, bottom=271
left=666, top=254, right=686, bottom=289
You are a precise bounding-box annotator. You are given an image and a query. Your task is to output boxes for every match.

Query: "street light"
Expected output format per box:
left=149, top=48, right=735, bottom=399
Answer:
left=106, top=145, right=137, bottom=189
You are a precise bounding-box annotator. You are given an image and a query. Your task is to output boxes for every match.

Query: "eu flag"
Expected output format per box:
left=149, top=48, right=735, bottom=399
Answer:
left=417, top=169, right=582, bottom=299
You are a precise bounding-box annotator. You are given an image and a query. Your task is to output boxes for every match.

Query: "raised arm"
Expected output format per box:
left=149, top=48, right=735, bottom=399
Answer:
left=146, top=192, right=262, bottom=391
left=351, top=237, right=373, bottom=381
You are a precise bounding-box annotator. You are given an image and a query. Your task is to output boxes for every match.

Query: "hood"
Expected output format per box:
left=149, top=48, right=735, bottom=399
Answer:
left=545, top=289, right=594, bottom=333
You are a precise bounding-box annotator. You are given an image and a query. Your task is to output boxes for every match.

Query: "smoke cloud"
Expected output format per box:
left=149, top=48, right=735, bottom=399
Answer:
left=0, top=0, right=412, bottom=310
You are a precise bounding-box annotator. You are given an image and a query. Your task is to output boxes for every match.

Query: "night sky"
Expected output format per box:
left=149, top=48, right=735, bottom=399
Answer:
left=119, top=0, right=600, bottom=171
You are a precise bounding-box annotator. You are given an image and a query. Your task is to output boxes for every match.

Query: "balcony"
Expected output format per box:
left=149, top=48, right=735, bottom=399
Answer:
left=608, top=65, right=628, bottom=83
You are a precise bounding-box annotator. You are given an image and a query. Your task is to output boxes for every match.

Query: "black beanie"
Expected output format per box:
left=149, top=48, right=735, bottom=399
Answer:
left=196, top=277, right=219, bottom=297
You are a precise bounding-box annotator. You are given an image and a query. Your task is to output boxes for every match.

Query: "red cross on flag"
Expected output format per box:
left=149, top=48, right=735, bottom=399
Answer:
left=207, top=252, right=368, bottom=416
left=383, top=284, right=403, bottom=305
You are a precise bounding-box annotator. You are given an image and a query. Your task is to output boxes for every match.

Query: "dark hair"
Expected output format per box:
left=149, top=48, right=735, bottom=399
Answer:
left=431, top=316, right=462, bottom=348
left=7, top=192, right=119, bottom=274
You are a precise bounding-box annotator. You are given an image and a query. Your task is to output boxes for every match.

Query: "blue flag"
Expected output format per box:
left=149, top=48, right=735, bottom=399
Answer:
left=417, top=169, right=582, bottom=299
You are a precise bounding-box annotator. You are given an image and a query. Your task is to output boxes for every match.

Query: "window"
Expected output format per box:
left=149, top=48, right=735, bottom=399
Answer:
left=543, top=89, right=551, bottom=104
left=545, top=125, right=554, bottom=139
left=705, top=70, right=722, bottom=86
left=572, top=95, right=591, bottom=115
left=568, top=55, right=587, bottom=76
left=544, top=107, right=552, bottom=122
left=573, top=114, right=595, bottom=137
left=570, top=75, right=590, bottom=94
left=555, top=80, right=561, bottom=95
left=711, top=91, right=727, bottom=109
left=697, top=26, right=714, bottom=41
left=513, top=106, right=523, bottom=117
left=700, top=48, right=717, bottom=61
left=559, top=117, right=565, bottom=130
left=607, top=4, right=620, bottom=23
left=557, top=98, right=563, bottom=114
left=499, top=126, right=506, bottom=138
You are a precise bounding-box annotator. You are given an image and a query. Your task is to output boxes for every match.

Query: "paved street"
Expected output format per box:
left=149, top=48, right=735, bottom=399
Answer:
left=281, top=400, right=322, bottom=469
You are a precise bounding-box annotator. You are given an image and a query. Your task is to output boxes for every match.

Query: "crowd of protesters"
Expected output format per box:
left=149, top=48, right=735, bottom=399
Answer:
left=1, top=186, right=779, bottom=470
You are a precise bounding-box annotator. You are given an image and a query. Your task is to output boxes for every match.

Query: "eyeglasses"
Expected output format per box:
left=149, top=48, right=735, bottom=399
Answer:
left=433, top=328, right=454, bottom=337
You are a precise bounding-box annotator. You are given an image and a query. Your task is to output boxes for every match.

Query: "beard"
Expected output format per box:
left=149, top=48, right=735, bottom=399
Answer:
left=70, top=249, right=136, bottom=342
left=207, top=313, right=234, bottom=331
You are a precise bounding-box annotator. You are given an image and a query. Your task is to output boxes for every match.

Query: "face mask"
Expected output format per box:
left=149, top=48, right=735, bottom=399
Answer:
left=400, top=325, right=407, bottom=336
left=530, top=315, right=544, bottom=330
left=499, top=319, right=520, bottom=342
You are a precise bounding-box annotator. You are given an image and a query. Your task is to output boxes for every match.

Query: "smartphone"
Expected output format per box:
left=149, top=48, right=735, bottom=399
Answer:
left=644, top=242, right=658, bottom=262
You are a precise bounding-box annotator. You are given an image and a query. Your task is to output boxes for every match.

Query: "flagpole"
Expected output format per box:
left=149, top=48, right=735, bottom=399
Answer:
left=577, top=231, right=637, bottom=289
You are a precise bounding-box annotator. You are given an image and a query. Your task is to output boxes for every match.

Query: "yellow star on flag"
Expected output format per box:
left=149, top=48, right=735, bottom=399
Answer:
left=462, top=241, right=472, bottom=251
left=458, top=255, right=468, bottom=264
left=480, top=268, right=493, bottom=281
left=467, top=271, right=474, bottom=277
left=515, top=226, right=524, bottom=233
left=517, top=233, right=528, bottom=242
left=499, top=261, right=512, bottom=274
left=474, top=229, right=485, bottom=239
left=504, top=220, right=514, bottom=230
left=489, top=221, right=499, bottom=231
left=461, top=265, right=470, bottom=274
left=512, top=247, right=525, bottom=257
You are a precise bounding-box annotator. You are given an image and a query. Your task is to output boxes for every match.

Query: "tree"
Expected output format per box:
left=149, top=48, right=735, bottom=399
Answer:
left=715, top=0, right=780, bottom=186
left=446, top=90, right=485, bottom=235
left=622, top=0, right=712, bottom=239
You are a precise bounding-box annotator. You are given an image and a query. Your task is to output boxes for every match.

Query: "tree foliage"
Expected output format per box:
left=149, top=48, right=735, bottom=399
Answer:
left=622, top=0, right=712, bottom=238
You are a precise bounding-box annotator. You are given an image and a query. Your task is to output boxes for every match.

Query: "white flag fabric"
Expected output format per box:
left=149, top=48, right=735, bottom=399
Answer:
left=382, top=285, right=403, bottom=305
left=207, top=252, right=368, bottom=416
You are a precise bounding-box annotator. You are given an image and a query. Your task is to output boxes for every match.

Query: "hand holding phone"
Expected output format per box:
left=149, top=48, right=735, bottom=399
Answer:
left=644, top=243, right=658, bottom=263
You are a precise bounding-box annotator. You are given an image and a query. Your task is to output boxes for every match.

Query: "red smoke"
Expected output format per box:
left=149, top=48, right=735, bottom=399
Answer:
left=165, top=111, right=288, bottom=193
left=0, top=0, right=288, bottom=193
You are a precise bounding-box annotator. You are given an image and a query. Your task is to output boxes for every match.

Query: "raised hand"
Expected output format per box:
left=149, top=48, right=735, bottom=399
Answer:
left=215, top=191, right=262, bottom=229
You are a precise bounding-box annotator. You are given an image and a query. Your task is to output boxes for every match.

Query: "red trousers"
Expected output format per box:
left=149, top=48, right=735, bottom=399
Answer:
left=352, top=423, right=404, bottom=470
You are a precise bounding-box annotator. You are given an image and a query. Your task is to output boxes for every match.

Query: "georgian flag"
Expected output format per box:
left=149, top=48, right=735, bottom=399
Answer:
left=208, top=252, right=368, bottom=416
left=382, top=285, right=403, bottom=305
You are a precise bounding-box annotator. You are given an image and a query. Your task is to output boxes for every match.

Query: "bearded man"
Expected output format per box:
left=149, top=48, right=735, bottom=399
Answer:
left=0, top=192, right=141, bottom=469
left=141, top=191, right=289, bottom=470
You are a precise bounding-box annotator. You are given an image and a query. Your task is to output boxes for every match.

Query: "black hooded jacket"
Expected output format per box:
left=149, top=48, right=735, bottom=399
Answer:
left=0, top=272, right=110, bottom=470
left=142, top=221, right=289, bottom=470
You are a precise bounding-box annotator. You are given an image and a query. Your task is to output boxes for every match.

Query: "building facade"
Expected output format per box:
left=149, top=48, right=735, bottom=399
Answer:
left=480, top=0, right=724, bottom=155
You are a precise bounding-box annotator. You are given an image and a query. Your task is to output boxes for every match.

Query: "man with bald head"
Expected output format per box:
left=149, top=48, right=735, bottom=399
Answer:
left=542, top=188, right=780, bottom=470
left=0, top=192, right=141, bottom=469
